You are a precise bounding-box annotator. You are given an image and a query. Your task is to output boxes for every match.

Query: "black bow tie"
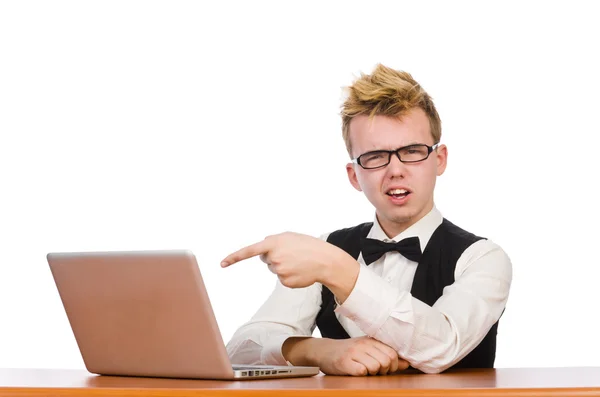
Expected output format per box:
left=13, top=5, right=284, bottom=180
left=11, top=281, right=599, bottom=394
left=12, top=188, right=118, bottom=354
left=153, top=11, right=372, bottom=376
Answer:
left=360, top=236, right=422, bottom=265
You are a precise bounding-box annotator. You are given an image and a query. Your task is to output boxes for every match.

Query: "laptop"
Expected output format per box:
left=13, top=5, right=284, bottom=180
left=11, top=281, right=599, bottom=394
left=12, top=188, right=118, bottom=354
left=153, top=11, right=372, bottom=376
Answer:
left=47, top=250, right=320, bottom=380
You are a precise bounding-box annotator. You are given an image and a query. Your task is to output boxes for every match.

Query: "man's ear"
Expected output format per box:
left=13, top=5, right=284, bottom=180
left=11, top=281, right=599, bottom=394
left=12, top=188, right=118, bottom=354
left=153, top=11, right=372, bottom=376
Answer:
left=436, top=144, right=448, bottom=176
left=346, top=163, right=363, bottom=192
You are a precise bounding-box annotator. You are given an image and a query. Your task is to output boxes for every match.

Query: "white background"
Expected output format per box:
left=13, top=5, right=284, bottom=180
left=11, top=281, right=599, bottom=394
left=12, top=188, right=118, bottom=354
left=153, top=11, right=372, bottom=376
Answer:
left=1, top=1, right=599, bottom=370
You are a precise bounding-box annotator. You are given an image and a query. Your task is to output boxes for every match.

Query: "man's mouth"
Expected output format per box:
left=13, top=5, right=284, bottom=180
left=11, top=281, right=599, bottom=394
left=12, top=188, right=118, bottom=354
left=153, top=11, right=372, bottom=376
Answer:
left=386, top=188, right=411, bottom=199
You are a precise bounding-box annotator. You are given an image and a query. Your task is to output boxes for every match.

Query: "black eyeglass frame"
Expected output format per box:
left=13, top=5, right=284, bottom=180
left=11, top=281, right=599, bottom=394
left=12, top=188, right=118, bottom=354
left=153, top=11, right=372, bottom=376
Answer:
left=351, top=143, right=440, bottom=169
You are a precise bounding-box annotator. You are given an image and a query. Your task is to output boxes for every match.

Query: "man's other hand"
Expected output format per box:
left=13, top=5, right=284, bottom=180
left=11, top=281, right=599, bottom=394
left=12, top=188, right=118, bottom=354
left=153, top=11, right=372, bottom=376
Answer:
left=283, top=336, right=410, bottom=376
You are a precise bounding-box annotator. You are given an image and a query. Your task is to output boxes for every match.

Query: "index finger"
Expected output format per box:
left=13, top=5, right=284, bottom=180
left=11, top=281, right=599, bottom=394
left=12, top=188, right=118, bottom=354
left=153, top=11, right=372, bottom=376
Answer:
left=220, top=240, right=270, bottom=267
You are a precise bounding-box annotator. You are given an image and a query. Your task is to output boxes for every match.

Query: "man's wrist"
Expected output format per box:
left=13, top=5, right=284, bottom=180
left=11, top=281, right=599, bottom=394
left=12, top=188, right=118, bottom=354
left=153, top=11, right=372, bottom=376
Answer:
left=321, top=247, right=360, bottom=304
left=282, top=337, right=319, bottom=366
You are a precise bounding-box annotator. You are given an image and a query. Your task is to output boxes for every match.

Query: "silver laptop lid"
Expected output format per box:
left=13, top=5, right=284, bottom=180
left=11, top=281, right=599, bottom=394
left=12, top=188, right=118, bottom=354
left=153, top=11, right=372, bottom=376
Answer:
left=47, top=250, right=236, bottom=379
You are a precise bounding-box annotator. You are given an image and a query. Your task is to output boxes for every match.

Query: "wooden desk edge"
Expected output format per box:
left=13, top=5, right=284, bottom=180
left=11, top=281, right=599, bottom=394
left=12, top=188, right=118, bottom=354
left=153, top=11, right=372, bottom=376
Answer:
left=2, top=387, right=600, bottom=397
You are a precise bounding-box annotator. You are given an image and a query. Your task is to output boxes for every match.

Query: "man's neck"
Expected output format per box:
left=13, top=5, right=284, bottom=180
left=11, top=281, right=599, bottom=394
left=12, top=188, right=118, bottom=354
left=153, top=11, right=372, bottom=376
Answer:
left=377, top=204, right=435, bottom=239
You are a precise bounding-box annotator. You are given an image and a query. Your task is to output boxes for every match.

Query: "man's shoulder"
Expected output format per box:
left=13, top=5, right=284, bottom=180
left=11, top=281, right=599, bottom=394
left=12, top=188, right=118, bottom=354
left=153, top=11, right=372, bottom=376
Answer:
left=439, top=218, right=511, bottom=256
left=454, top=237, right=512, bottom=283
left=432, top=218, right=511, bottom=270
left=442, top=220, right=512, bottom=280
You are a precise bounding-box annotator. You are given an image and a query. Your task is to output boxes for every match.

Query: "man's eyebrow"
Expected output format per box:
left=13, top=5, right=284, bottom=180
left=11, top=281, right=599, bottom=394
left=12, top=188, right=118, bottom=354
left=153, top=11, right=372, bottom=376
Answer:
left=367, top=142, right=423, bottom=151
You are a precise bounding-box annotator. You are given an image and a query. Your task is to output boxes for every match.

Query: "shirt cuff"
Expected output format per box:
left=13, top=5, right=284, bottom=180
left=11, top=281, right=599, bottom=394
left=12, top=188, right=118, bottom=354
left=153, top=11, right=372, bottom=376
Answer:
left=335, top=265, right=414, bottom=336
left=260, top=334, right=294, bottom=366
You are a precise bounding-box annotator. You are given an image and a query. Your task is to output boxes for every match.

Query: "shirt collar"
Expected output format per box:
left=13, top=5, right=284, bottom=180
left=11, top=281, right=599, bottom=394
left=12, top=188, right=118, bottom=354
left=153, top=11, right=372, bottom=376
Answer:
left=367, top=206, right=443, bottom=252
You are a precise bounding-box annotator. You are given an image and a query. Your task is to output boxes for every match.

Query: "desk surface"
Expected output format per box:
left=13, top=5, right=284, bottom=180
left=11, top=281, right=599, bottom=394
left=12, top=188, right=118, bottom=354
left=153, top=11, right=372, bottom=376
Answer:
left=1, top=367, right=600, bottom=396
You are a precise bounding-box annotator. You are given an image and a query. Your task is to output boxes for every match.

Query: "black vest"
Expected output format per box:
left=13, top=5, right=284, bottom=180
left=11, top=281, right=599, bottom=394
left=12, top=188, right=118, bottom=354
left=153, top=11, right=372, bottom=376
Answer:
left=315, top=218, right=499, bottom=370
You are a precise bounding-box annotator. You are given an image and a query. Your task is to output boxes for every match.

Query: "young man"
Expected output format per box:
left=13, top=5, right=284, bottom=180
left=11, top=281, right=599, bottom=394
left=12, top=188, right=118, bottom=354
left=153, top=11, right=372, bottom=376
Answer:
left=220, top=64, right=512, bottom=375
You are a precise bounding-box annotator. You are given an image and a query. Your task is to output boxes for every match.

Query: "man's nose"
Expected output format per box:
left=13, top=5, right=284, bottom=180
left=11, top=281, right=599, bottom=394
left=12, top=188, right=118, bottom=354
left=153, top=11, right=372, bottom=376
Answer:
left=386, top=152, right=407, bottom=177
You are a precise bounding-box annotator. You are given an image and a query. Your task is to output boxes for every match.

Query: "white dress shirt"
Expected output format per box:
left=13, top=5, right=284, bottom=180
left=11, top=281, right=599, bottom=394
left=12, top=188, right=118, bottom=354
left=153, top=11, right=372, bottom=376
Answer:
left=225, top=207, right=512, bottom=374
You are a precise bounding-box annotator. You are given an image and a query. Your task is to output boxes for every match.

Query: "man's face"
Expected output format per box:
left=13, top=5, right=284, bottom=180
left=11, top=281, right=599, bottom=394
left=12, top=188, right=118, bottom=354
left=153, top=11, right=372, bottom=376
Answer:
left=346, top=108, right=447, bottom=237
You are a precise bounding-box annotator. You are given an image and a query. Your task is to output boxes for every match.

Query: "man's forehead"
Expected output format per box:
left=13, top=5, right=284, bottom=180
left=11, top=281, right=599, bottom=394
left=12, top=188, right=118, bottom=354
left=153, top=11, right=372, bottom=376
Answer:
left=363, top=141, right=424, bottom=151
left=349, top=113, right=432, bottom=153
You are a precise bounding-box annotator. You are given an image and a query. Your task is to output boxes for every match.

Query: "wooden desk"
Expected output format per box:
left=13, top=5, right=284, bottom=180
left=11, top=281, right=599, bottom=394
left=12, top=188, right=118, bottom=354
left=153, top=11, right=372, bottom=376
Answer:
left=1, top=367, right=600, bottom=396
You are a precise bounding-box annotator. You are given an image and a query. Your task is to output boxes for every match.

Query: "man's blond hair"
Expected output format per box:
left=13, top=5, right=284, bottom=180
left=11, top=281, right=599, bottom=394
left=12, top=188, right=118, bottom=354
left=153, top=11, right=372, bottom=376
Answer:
left=341, top=64, right=441, bottom=157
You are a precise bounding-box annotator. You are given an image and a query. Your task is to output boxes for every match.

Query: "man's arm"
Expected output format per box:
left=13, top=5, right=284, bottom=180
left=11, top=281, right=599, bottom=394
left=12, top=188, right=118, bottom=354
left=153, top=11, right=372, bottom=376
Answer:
left=225, top=232, right=337, bottom=365
left=226, top=279, right=322, bottom=365
left=334, top=239, right=512, bottom=374
left=226, top=274, right=411, bottom=376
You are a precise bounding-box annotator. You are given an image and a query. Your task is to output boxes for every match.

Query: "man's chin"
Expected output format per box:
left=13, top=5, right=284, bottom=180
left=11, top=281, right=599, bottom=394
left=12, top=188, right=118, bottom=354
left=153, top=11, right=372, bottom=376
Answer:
left=377, top=208, right=416, bottom=226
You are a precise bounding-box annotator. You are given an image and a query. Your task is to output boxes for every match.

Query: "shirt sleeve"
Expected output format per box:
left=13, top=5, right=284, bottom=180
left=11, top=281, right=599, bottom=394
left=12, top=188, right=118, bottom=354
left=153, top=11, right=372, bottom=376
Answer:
left=225, top=279, right=323, bottom=365
left=225, top=233, right=331, bottom=365
left=334, top=239, right=512, bottom=374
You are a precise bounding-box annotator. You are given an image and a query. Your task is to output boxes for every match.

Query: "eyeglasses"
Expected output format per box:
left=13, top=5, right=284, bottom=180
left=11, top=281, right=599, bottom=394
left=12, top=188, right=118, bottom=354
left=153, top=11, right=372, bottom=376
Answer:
left=352, top=143, right=439, bottom=169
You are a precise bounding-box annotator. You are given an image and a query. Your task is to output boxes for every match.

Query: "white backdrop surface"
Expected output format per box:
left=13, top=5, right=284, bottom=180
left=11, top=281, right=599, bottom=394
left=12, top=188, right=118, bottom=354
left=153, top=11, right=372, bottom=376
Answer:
left=1, top=1, right=599, bottom=370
